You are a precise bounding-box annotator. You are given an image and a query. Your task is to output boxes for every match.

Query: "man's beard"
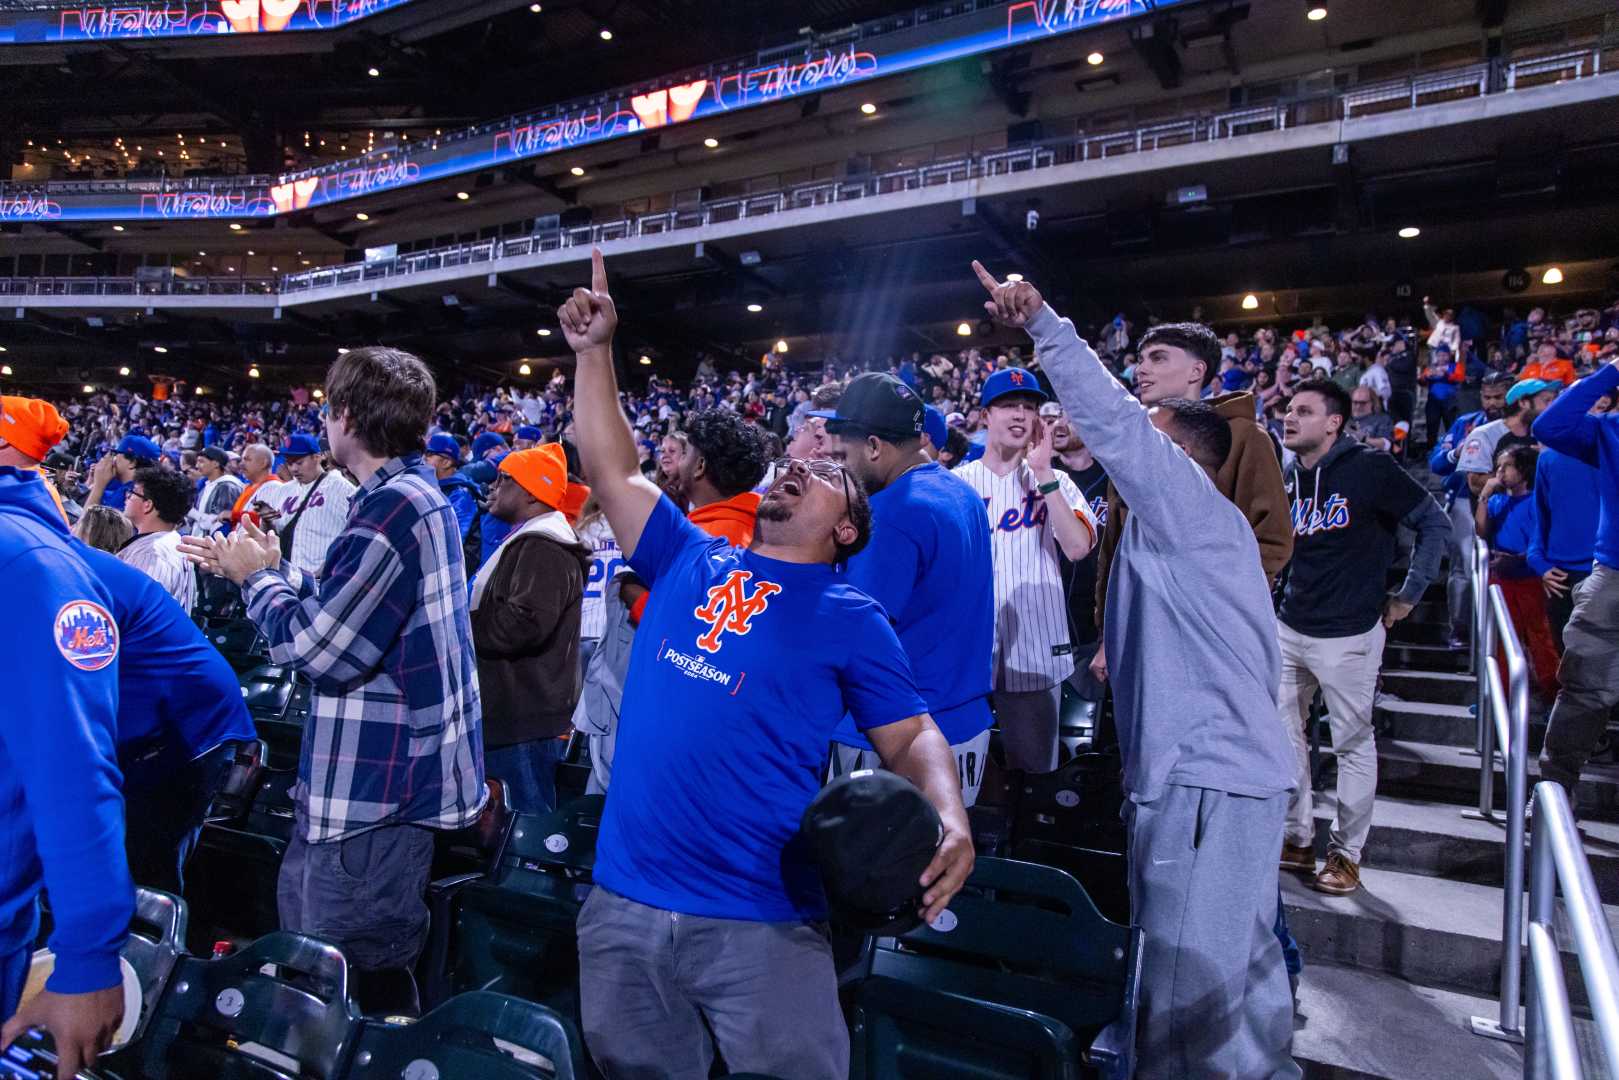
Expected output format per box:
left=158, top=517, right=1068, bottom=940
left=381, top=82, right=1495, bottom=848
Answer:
left=755, top=494, right=794, bottom=524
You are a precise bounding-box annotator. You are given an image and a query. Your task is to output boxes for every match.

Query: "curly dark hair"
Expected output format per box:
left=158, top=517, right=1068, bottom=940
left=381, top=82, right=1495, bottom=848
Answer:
left=1138, top=322, right=1224, bottom=387
left=683, top=409, right=771, bottom=497
left=1151, top=399, right=1233, bottom=471
left=132, top=466, right=195, bottom=526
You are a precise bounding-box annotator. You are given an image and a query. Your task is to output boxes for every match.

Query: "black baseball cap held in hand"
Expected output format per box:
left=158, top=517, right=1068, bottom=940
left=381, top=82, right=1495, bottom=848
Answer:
left=801, top=769, right=942, bottom=935
left=811, top=373, right=925, bottom=443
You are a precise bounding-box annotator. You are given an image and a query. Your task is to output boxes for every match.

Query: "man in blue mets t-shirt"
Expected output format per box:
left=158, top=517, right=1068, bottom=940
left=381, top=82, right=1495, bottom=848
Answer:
left=558, top=251, right=973, bottom=1080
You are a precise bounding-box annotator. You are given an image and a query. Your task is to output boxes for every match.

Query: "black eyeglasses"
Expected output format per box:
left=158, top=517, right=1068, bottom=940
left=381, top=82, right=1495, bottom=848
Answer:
left=772, top=456, right=853, bottom=511
left=128, top=489, right=151, bottom=504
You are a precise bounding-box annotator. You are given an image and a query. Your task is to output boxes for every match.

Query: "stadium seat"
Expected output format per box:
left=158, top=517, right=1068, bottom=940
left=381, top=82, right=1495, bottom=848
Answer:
left=183, top=765, right=297, bottom=950
left=1008, top=752, right=1129, bottom=923
left=421, top=796, right=603, bottom=1014
left=848, top=857, right=1142, bottom=1080
left=553, top=732, right=592, bottom=803
left=206, top=617, right=272, bottom=673
left=346, top=991, right=585, bottom=1080
left=239, top=664, right=308, bottom=767
left=195, top=575, right=245, bottom=623
left=202, top=739, right=267, bottom=827
left=415, top=780, right=515, bottom=1005
left=117, top=931, right=362, bottom=1080
left=123, top=888, right=190, bottom=1046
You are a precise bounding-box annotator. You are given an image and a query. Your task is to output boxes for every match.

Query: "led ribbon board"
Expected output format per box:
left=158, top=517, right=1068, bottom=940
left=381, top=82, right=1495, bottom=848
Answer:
left=0, top=0, right=1190, bottom=222
left=0, top=0, right=418, bottom=44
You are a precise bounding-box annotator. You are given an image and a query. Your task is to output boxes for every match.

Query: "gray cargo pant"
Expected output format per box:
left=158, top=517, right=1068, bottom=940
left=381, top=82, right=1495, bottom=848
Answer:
left=1127, top=784, right=1301, bottom=1080
left=577, top=887, right=847, bottom=1080
left=1539, top=566, right=1619, bottom=802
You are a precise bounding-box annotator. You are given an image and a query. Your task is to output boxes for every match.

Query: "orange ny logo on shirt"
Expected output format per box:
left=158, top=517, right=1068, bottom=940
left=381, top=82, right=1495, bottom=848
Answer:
left=693, top=569, right=782, bottom=653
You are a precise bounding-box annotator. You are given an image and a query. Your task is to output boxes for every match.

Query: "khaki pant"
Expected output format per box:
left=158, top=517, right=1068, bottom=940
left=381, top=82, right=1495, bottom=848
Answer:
left=1279, top=621, right=1386, bottom=864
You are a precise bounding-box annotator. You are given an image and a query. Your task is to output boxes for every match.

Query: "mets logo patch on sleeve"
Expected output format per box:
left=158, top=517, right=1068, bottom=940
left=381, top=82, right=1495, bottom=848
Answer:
left=55, top=600, right=120, bottom=671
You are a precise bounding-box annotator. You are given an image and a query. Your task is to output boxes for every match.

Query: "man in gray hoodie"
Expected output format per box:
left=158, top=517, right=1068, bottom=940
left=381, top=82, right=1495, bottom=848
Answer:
left=974, top=262, right=1300, bottom=1079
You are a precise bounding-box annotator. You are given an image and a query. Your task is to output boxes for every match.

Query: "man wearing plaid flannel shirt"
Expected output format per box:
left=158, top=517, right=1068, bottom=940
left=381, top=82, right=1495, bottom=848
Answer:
left=182, top=346, right=485, bottom=1016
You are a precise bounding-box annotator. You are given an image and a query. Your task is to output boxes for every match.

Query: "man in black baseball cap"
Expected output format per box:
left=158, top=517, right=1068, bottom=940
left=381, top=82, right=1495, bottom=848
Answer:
left=821, top=373, right=998, bottom=809
left=190, top=445, right=243, bottom=536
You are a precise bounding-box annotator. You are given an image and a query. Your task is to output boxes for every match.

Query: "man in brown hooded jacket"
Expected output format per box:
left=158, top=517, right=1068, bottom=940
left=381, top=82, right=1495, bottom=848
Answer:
left=1090, top=323, right=1294, bottom=684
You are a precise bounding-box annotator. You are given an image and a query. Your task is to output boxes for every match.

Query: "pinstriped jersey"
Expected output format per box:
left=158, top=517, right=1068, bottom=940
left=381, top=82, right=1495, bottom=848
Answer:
left=953, top=458, right=1097, bottom=691
left=273, top=469, right=357, bottom=580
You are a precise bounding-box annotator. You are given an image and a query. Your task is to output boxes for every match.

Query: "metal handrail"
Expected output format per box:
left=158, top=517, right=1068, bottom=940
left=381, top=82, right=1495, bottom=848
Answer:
left=1467, top=551, right=1531, bottom=1043
left=1525, top=782, right=1619, bottom=1077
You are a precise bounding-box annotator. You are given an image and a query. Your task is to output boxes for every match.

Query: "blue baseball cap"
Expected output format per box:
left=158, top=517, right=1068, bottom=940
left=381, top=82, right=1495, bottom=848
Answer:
left=922, top=404, right=947, bottom=450
left=1505, top=378, right=1559, bottom=407
left=980, top=367, right=1048, bottom=408
left=516, top=424, right=543, bottom=442
left=281, top=433, right=321, bottom=458
left=116, top=434, right=161, bottom=463
left=425, top=434, right=461, bottom=459
left=472, top=431, right=508, bottom=460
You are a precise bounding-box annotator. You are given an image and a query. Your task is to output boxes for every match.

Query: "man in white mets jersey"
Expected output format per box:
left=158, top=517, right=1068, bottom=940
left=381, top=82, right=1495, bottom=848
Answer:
left=268, top=434, right=356, bottom=580
left=953, top=366, right=1097, bottom=772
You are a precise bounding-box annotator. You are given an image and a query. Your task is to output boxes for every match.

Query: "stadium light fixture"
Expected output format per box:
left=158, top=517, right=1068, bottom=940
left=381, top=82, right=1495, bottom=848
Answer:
left=570, top=166, right=585, bottom=177
left=1086, top=52, right=1104, bottom=66
left=639, top=355, right=653, bottom=366
left=367, top=66, right=381, bottom=77
left=746, top=304, right=764, bottom=313
left=704, top=137, right=720, bottom=149
left=1398, top=226, right=1420, bottom=239
left=1542, top=266, right=1564, bottom=285
left=355, top=212, right=370, bottom=221
left=519, top=362, right=533, bottom=376
left=119, top=366, right=131, bottom=376
left=956, top=322, right=973, bottom=336
left=248, top=366, right=261, bottom=379
left=1306, top=5, right=1327, bottom=20
left=775, top=340, right=790, bottom=354
left=153, top=345, right=169, bottom=353
left=860, top=102, right=877, bottom=115
left=1241, top=293, right=1260, bottom=310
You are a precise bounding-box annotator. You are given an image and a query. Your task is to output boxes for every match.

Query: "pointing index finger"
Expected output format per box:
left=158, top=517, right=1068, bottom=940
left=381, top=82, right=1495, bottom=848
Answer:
left=971, top=260, right=1000, bottom=294
left=591, top=247, right=609, bottom=296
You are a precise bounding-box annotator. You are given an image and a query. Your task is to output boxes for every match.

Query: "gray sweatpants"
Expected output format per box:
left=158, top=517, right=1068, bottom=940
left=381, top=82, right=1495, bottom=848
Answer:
left=1539, top=566, right=1619, bottom=801
left=1127, top=785, right=1301, bottom=1080
left=577, top=887, right=847, bottom=1080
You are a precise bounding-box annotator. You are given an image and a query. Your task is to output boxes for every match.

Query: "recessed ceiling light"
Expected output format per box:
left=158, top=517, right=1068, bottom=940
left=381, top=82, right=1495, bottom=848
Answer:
left=860, top=102, right=877, bottom=115
left=112, top=225, right=125, bottom=232
left=774, top=339, right=789, bottom=353
left=0, top=345, right=6, bottom=352
left=227, top=267, right=236, bottom=273
left=248, top=366, right=260, bottom=379
left=1398, top=226, right=1420, bottom=239
left=529, top=2, right=541, bottom=10
left=1241, top=293, right=1260, bottom=310
left=82, top=385, right=95, bottom=393
left=456, top=191, right=470, bottom=200
left=746, top=303, right=763, bottom=313
left=336, top=348, right=349, bottom=355
left=229, top=222, right=242, bottom=231
left=570, top=166, right=585, bottom=177
left=639, top=355, right=652, bottom=365
left=1306, top=5, right=1327, bottom=20
left=536, top=328, right=552, bottom=336
left=355, top=212, right=369, bottom=221
left=703, top=137, right=719, bottom=149
left=367, top=66, right=381, bottom=77
left=0, top=365, right=11, bottom=375
left=197, top=250, right=206, bottom=256
left=118, top=366, right=131, bottom=376
left=153, top=345, right=168, bottom=353
left=956, top=322, right=972, bottom=336
left=1542, top=266, right=1564, bottom=285
left=1086, top=51, right=1104, bottom=66
left=599, top=27, right=613, bottom=40
left=1005, top=273, right=1024, bottom=282
left=246, top=250, right=255, bottom=255
left=519, top=362, right=532, bottom=375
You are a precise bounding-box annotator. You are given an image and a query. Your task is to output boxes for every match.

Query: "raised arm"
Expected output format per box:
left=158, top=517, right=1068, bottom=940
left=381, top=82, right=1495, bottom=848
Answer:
left=1534, top=361, right=1618, bottom=466
left=560, top=249, right=662, bottom=559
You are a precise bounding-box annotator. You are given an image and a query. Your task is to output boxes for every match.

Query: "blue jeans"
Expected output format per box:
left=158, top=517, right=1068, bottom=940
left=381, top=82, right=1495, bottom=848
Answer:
left=484, top=737, right=568, bottom=814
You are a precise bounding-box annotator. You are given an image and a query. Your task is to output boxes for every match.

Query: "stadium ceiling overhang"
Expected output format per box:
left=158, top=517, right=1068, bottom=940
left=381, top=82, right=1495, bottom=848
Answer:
left=0, top=0, right=1193, bottom=224
left=0, top=0, right=418, bottom=44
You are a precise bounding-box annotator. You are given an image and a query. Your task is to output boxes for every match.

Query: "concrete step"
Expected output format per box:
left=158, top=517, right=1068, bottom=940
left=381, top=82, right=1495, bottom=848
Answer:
left=1379, top=669, right=1475, bottom=708
left=1282, top=864, right=1619, bottom=1005
left=1306, top=793, right=1619, bottom=904
left=1292, top=963, right=1524, bottom=1080
left=1384, top=641, right=1469, bottom=672
left=1371, top=697, right=1481, bottom=747
left=1387, top=619, right=1453, bottom=647
left=1351, top=740, right=1619, bottom=822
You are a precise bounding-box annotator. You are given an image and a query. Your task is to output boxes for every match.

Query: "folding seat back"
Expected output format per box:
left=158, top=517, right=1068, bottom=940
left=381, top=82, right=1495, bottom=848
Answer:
left=346, top=992, right=585, bottom=1080
left=1012, top=751, right=1125, bottom=852
left=126, top=931, right=361, bottom=1080
left=123, top=888, right=190, bottom=1046
left=852, top=857, right=1142, bottom=1080
left=204, top=739, right=267, bottom=827
left=206, top=618, right=271, bottom=672
left=185, top=766, right=297, bottom=948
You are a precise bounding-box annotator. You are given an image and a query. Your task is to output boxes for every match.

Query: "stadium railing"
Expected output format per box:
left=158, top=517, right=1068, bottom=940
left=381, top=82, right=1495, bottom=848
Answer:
left=1464, top=537, right=1532, bottom=1043
left=1524, top=781, right=1619, bottom=1079
left=0, top=44, right=1610, bottom=308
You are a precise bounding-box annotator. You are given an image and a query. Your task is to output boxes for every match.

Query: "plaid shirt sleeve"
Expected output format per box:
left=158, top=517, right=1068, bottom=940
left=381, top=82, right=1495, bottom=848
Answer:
left=243, top=522, right=408, bottom=692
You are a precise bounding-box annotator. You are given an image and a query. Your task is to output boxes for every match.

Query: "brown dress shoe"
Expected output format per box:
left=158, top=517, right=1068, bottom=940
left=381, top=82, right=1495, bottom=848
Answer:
left=1312, top=853, right=1362, bottom=895
left=1280, top=842, right=1316, bottom=873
